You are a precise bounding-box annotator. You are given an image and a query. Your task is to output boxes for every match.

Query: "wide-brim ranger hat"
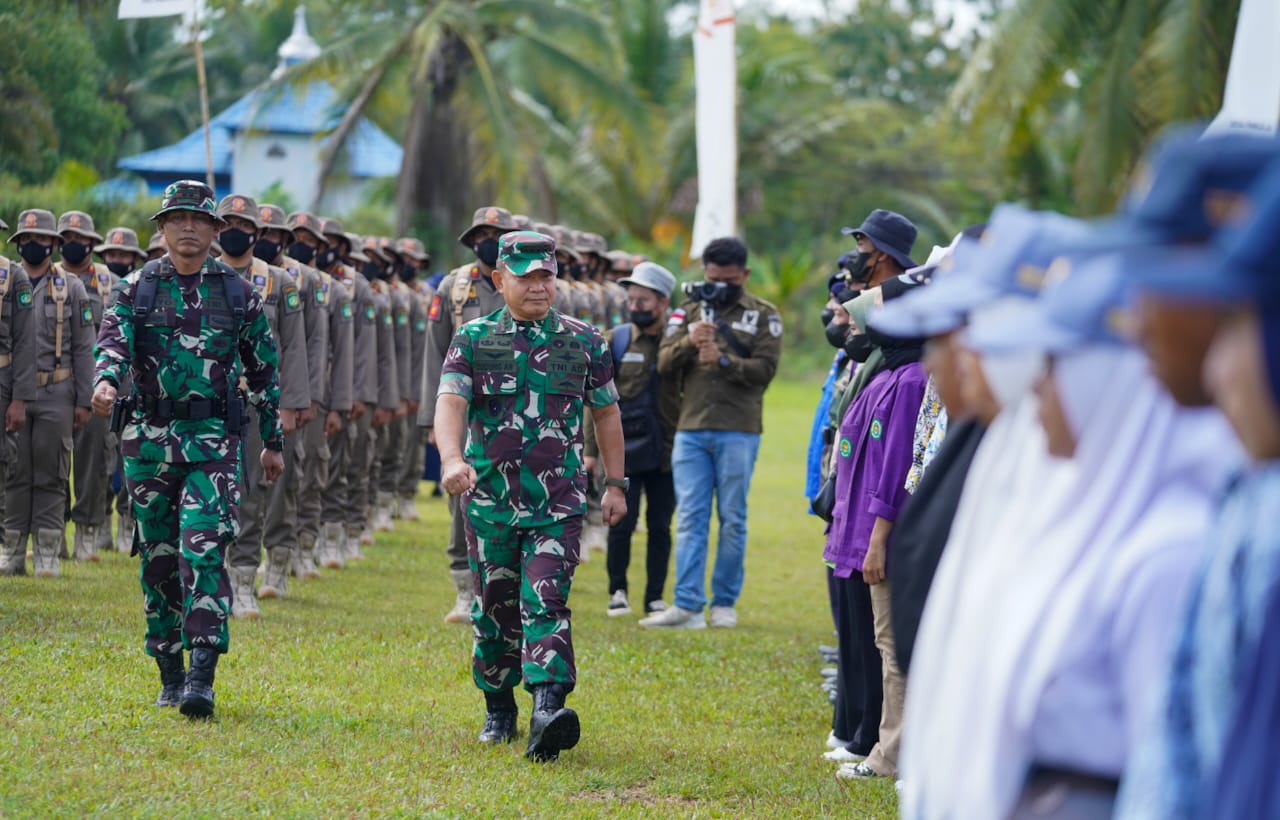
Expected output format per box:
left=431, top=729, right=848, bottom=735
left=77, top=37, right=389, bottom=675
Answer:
left=57, top=210, right=103, bottom=242
left=395, top=237, right=429, bottom=262
left=256, top=204, right=290, bottom=233
left=498, top=231, right=557, bottom=276
left=966, top=252, right=1136, bottom=355
left=842, top=208, right=919, bottom=270
left=606, top=249, right=635, bottom=274
left=618, top=261, right=677, bottom=299
left=457, top=206, right=516, bottom=247
left=287, top=211, right=326, bottom=241
left=8, top=208, right=61, bottom=243
left=549, top=225, right=582, bottom=262
left=151, top=180, right=223, bottom=224
left=95, top=226, right=146, bottom=259
left=0, top=218, right=8, bottom=232
left=216, top=194, right=264, bottom=228
left=871, top=205, right=1092, bottom=340
left=1075, top=126, right=1280, bottom=254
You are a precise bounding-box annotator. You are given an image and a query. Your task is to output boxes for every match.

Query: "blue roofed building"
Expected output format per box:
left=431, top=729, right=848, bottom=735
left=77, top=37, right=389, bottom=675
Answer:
left=118, top=6, right=401, bottom=214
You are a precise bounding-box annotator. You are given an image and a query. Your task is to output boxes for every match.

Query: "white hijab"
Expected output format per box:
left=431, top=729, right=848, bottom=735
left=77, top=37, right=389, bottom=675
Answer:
left=900, top=346, right=1240, bottom=819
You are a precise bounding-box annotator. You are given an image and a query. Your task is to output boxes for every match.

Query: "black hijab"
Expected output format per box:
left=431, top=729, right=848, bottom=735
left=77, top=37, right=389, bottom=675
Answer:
left=868, top=274, right=926, bottom=370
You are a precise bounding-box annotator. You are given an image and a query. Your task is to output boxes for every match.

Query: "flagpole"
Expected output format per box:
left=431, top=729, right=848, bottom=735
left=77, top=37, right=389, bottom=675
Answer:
left=191, top=5, right=216, bottom=192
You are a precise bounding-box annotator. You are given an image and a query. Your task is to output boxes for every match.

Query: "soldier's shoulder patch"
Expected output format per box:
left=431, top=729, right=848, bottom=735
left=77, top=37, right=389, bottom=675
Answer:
left=81, top=304, right=94, bottom=325
left=414, top=318, right=427, bottom=332
left=364, top=304, right=376, bottom=322
left=284, top=285, right=301, bottom=312
left=315, top=282, right=328, bottom=305
left=768, top=313, right=783, bottom=338
left=428, top=294, right=442, bottom=322
left=16, top=285, right=32, bottom=309
left=396, top=312, right=408, bottom=326
left=341, top=301, right=354, bottom=321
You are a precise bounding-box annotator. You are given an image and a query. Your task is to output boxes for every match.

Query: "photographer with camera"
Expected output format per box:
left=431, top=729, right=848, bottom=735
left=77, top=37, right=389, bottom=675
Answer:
left=642, top=238, right=782, bottom=630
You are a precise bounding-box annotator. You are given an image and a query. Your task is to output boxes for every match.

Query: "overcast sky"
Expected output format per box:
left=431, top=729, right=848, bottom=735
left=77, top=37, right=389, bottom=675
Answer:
left=744, top=0, right=983, bottom=37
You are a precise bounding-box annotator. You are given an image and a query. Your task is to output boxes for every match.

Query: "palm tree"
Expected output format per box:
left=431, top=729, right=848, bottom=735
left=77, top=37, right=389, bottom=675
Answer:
left=950, top=0, right=1242, bottom=214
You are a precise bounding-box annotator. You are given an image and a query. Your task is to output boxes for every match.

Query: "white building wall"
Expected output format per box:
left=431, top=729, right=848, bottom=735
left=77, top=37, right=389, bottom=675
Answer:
left=230, top=132, right=322, bottom=208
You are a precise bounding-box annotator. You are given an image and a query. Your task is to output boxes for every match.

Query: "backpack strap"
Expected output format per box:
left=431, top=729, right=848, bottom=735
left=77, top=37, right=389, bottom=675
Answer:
left=0, top=256, right=11, bottom=300
left=451, top=267, right=476, bottom=328
left=50, top=272, right=69, bottom=366
left=610, top=322, right=632, bottom=374
left=249, top=257, right=274, bottom=299
left=131, top=259, right=164, bottom=362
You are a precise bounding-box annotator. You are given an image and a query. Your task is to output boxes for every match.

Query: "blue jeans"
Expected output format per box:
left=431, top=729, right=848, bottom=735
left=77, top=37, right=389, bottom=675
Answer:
left=671, top=430, right=761, bottom=611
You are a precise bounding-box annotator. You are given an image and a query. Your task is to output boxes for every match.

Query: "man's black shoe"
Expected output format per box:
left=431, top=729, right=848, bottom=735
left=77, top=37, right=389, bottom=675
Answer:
left=479, top=689, right=518, bottom=743
left=155, top=652, right=185, bottom=707
left=525, top=683, right=579, bottom=762
left=179, top=647, right=218, bottom=719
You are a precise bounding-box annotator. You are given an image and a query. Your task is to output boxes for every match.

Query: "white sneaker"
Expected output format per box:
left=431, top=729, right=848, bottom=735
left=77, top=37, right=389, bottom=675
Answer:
left=836, top=761, right=885, bottom=780
left=638, top=605, right=705, bottom=630
left=826, top=730, right=850, bottom=750
left=823, top=747, right=866, bottom=763
left=607, top=590, right=631, bottom=617
left=708, top=606, right=737, bottom=628
left=645, top=599, right=669, bottom=614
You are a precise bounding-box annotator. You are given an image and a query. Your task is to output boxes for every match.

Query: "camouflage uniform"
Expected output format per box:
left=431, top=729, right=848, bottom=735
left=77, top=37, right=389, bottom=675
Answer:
left=419, top=206, right=515, bottom=620
left=0, top=233, right=36, bottom=576
left=218, top=196, right=309, bottom=613
left=440, top=304, right=618, bottom=693
left=95, top=253, right=282, bottom=656
left=5, top=209, right=95, bottom=575
left=57, top=211, right=120, bottom=561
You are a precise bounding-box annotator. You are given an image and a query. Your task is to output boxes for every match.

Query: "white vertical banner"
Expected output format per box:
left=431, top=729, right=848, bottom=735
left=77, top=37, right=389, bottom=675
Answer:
left=117, top=0, right=195, bottom=19
left=689, top=0, right=737, bottom=260
left=1206, top=0, right=1280, bottom=137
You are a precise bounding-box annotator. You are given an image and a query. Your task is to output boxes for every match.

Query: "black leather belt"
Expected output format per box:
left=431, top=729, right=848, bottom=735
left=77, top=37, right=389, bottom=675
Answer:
left=138, top=395, right=229, bottom=421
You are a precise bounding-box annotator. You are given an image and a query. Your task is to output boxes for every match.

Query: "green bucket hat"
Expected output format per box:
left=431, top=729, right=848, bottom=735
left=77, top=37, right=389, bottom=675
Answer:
left=498, top=231, right=557, bottom=276
left=151, top=180, right=222, bottom=223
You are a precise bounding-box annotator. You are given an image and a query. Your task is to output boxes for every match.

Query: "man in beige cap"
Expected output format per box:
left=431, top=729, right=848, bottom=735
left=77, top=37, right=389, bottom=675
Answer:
left=354, top=235, right=400, bottom=543
left=395, top=236, right=432, bottom=519
left=94, top=226, right=148, bottom=554
left=214, top=194, right=310, bottom=616
left=0, top=217, right=36, bottom=575
left=145, top=232, right=167, bottom=262
left=252, top=204, right=330, bottom=587
left=5, top=209, right=94, bottom=577
left=418, top=205, right=514, bottom=623
left=56, top=211, right=118, bottom=562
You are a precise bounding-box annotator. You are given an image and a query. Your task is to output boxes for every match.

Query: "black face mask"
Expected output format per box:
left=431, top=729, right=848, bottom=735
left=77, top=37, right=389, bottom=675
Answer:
left=315, top=248, right=337, bottom=270
left=820, top=307, right=835, bottom=329
left=474, top=238, right=500, bottom=267
left=362, top=261, right=383, bottom=280
left=218, top=228, right=256, bottom=258
left=556, top=259, right=567, bottom=278
left=18, top=241, right=52, bottom=267
left=847, top=251, right=881, bottom=284
left=844, top=332, right=876, bottom=362
left=571, top=263, right=586, bottom=280
left=824, top=320, right=849, bottom=350
left=252, top=238, right=281, bottom=263
left=61, top=241, right=90, bottom=266
left=630, top=309, right=658, bottom=329
left=106, top=261, right=134, bottom=277
left=286, top=241, right=316, bottom=265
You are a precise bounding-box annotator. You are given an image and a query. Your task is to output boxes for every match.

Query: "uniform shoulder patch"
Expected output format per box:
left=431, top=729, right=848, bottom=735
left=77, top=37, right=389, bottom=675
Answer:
left=768, top=313, right=783, bottom=338
left=341, top=301, right=354, bottom=321
left=414, top=319, right=427, bottom=332
left=81, top=304, right=94, bottom=325
left=283, top=284, right=301, bottom=312
left=428, top=294, right=442, bottom=322
left=16, top=286, right=32, bottom=309
left=364, top=304, right=376, bottom=322
left=870, top=418, right=883, bottom=440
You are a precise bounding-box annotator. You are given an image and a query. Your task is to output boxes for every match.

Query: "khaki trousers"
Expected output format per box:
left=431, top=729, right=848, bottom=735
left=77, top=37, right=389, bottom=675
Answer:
left=865, top=580, right=905, bottom=777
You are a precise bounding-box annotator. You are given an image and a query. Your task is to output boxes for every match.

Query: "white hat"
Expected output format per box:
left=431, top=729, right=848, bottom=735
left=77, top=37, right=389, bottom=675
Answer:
left=618, top=261, right=676, bottom=298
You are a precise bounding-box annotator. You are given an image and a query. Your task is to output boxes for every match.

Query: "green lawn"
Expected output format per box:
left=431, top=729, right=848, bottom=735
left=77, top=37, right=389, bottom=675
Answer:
left=0, top=377, right=898, bottom=818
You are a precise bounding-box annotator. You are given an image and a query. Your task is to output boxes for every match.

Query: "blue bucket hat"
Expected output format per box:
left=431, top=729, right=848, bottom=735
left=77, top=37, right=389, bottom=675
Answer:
left=841, top=209, right=919, bottom=270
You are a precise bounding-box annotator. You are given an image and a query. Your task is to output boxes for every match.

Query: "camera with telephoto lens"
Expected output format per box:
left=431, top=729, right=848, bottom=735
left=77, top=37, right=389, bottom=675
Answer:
left=682, top=280, right=731, bottom=304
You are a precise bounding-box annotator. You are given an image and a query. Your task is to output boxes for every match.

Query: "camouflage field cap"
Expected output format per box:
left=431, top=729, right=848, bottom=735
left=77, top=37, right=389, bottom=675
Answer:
left=549, top=225, right=582, bottom=261
left=287, top=211, right=326, bottom=240
left=8, top=209, right=61, bottom=243
left=578, top=232, right=608, bottom=257
left=95, top=226, right=145, bottom=259
left=256, top=204, right=289, bottom=232
left=458, top=205, right=516, bottom=247
left=58, top=210, right=103, bottom=242
left=395, top=237, right=429, bottom=262
left=151, top=180, right=222, bottom=223
left=216, top=194, right=264, bottom=228
left=498, top=231, right=557, bottom=276
left=512, top=214, right=532, bottom=230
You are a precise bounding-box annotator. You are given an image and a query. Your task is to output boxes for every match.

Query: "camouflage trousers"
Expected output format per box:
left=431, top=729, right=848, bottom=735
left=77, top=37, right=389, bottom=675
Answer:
left=467, top=510, right=582, bottom=693
left=124, top=455, right=238, bottom=657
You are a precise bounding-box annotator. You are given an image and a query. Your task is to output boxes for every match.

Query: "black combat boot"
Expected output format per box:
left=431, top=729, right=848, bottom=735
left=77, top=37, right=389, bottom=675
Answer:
left=179, top=647, right=219, bottom=718
left=525, top=683, right=580, bottom=762
left=478, top=689, right=518, bottom=744
left=154, top=652, right=185, bottom=707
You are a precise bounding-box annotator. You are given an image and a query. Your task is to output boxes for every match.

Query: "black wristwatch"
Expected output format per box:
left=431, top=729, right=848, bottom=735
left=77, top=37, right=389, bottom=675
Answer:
left=603, top=476, right=630, bottom=493
left=264, top=438, right=285, bottom=452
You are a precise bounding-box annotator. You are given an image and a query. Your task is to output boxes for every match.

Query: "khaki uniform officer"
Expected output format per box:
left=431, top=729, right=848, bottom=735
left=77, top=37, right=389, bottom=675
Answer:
left=418, top=205, right=514, bottom=624
left=395, top=237, right=431, bottom=520
left=5, top=209, right=94, bottom=577
left=215, top=194, right=309, bottom=617
left=56, top=210, right=118, bottom=563
left=0, top=216, right=37, bottom=576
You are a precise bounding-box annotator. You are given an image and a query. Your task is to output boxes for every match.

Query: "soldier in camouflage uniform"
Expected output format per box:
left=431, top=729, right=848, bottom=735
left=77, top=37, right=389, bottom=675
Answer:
left=94, top=227, right=148, bottom=554
left=215, top=195, right=309, bottom=616
left=0, top=217, right=36, bottom=576
left=5, top=209, right=94, bottom=577
left=56, top=210, right=118, bottom=563
left=282, top=212, right=353, bottom=576
left=254, top=205, right=337, bottom=584
left=418, top=206, right=514, bottom=623
left=436, top=230, right=627, bottom=762
left=92, top=180, right=283, bottom=718
left=395, top=237, right=431, bottom=520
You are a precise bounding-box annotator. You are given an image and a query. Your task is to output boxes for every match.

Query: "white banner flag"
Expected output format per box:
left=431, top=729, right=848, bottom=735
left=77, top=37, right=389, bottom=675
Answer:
left=118, top=0, right=195, bottom=19
left=1206, top=0, right=1280, bottom=137
left=689, top=0, right=737, bottom=260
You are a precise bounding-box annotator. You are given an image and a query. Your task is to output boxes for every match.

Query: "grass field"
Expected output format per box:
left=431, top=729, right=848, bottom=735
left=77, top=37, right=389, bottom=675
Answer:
left=0, top=377, right=898, bottom=818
